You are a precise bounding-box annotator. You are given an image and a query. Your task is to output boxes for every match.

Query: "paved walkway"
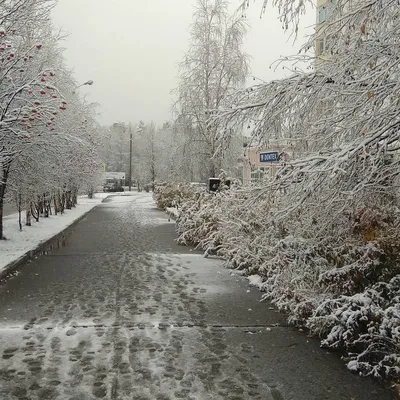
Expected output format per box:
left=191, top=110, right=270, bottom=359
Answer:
left=0, top=193, right=395, bottom=399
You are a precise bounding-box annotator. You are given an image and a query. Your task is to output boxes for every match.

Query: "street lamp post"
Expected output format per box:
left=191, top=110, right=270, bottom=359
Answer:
left=135, top=124, right=143, bottom=192
left=73, top=80, right=94, bottom=93
left=76, top=80, right=94, bottom=89
left=129, top=127, right=132, bottom=192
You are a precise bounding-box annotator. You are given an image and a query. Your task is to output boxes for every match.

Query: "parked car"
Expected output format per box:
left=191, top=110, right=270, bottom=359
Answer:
left=103, top=178, right=124, bottom=192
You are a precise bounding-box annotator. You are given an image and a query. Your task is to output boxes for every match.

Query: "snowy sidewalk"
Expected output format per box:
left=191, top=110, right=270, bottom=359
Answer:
left=0, top=194, right=393, bottom=400
left=0, top=193, right=109, bottom=274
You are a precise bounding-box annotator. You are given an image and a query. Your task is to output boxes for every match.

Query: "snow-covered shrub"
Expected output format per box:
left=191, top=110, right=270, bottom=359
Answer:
left=164, top=179, right=400, bottom=381
left=176, top=191, right=222, bottom=252
left=161, top=0, right=400, bottom=384
left=153, top=182, right=197, bottom=210
left=308, top=277, right=400, bottom=381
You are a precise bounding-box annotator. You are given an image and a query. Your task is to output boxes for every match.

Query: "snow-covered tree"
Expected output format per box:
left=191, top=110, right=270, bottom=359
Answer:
left=220, top=0, right=400, bottom=227
left=155, top=121, right=196, bottom=183
left=130, top=121, right=158, bottom=190
left=0, top=0, right=60, bottom=238
left=174, top=0, right=249, bottom=178
left=0, top=1, right=102, bottom=239
left=102, top=122, right=130, bottom=173
left=5, top=67, right=102, bottom=225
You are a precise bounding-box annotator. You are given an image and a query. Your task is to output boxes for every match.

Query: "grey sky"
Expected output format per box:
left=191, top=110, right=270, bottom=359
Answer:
left=51, top=1, right=315, bottom=126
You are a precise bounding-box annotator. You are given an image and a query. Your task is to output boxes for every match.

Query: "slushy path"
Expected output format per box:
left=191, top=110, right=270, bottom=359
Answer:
left=0, top=193, right=394, bottom=400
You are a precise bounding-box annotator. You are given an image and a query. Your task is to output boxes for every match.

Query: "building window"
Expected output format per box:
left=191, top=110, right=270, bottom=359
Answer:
left=317, top=0, right=337, bottom=24
left=251, top=166, right=271, bottom=183
left=318, top=7, right=327, bottom=23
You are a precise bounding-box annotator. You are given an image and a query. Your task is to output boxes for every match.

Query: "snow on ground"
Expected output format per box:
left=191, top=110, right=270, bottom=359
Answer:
left=248, top=274, right=264, bottom=290
left=166, top=206, right=180, bottom=219
left=0, top=193, right=109, bottom=274
left=126, top=192, right=176, bottom=225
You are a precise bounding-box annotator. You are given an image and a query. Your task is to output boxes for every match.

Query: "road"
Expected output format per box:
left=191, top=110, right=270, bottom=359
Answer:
left=0, top=193, right=395, bottom=400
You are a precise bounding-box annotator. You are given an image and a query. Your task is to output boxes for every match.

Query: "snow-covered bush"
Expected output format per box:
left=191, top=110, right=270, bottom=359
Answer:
left=161, top=181, right=400, bottom=382
left=153, top=182, right=197, bottom=210
left=208, top=0, right=400, bottom=378
left=308, top=277, right=400, bottom=381
left=176, top=191, right=222, bottom=251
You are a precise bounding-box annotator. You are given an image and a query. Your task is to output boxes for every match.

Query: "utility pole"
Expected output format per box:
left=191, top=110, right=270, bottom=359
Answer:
left=129, top=126, right=132, bottom=192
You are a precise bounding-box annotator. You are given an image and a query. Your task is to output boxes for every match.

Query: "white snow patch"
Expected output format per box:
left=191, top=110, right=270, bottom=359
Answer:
left=347, top=360, right=359, bottom=371
left=117, top=192, right=175, bottom=225
left=248, top=274, right=264, bottom=289
left=166, top=207, right=180, bottom=219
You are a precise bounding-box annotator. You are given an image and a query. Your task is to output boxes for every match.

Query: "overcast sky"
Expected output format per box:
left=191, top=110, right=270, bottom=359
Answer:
left=51, top=0, right=315, bottom=126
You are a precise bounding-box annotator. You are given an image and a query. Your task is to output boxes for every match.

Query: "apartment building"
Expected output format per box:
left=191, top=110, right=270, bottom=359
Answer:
left=315, top=0, right=337, bottom=57
left=242, top=145, right=292, bottom=185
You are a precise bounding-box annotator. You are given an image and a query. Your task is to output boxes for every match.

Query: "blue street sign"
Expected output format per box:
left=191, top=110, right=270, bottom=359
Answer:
left=260, top=151, right=279, bottom=163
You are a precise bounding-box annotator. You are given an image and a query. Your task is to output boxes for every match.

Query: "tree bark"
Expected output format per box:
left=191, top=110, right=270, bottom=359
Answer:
left=0, top=191, right=4, bottom=240
left=54, top=193, right=58, bottom=215
left=48, top=195, right=53, bottom=216
left=43, top=194, right=49, bottom=218
left=61, top=184, right=67, bottom=212
left=66, top=190, right=72, bottom=210
left=72, top=187, right=78, bottom=207
left=0, top=165, right=10, bottom=240
left=18, top=193, right=22, bottom=231
left=25, top=206, right=31, bottom=226
left=32, top=201, right=39, bottom=222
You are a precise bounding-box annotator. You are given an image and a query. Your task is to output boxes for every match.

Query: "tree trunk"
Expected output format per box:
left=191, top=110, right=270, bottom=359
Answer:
left=18, top=193, right=22, bottom=231
left=37, top=195, right=44, bottom=216
left=151, top=162, right=156, bottom=192
left=209, top=156, right=217, bottom=179
left=61, top=190, right=66, bottom=211
left=0, top=165, right=10, bottom=240
left=48, top=195, right=53, bottom=216
left=26, top=206, right=31, bottom=226
left=60, top=191, right=65, bottom=213
left=0, top=191, right=4, bottom=240
left=56, top=190, right=63, bottom=214
left=54, top=194, right=58, bottom=215
left=66, top=190, right=72, bottom=210
left=72, top=187, right=78, bottom=206
left=32, top=201, right=39, bottom=222
left=44, top=193, right=49, bottom=218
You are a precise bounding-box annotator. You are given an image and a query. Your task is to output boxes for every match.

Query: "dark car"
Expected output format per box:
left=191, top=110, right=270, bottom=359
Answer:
left=103, top=179, right=124, bottom=192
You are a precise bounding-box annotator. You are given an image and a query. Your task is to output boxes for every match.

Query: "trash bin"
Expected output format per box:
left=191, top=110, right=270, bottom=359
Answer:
left=209, top=178, right=220, bottom=192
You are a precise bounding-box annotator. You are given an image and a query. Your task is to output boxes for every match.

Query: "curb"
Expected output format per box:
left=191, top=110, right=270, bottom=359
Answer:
left=0, top=200, right=107, bottom=281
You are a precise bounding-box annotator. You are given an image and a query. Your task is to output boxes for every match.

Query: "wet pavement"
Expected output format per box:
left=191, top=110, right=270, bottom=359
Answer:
left=0, top=193, right=395, bottom=400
